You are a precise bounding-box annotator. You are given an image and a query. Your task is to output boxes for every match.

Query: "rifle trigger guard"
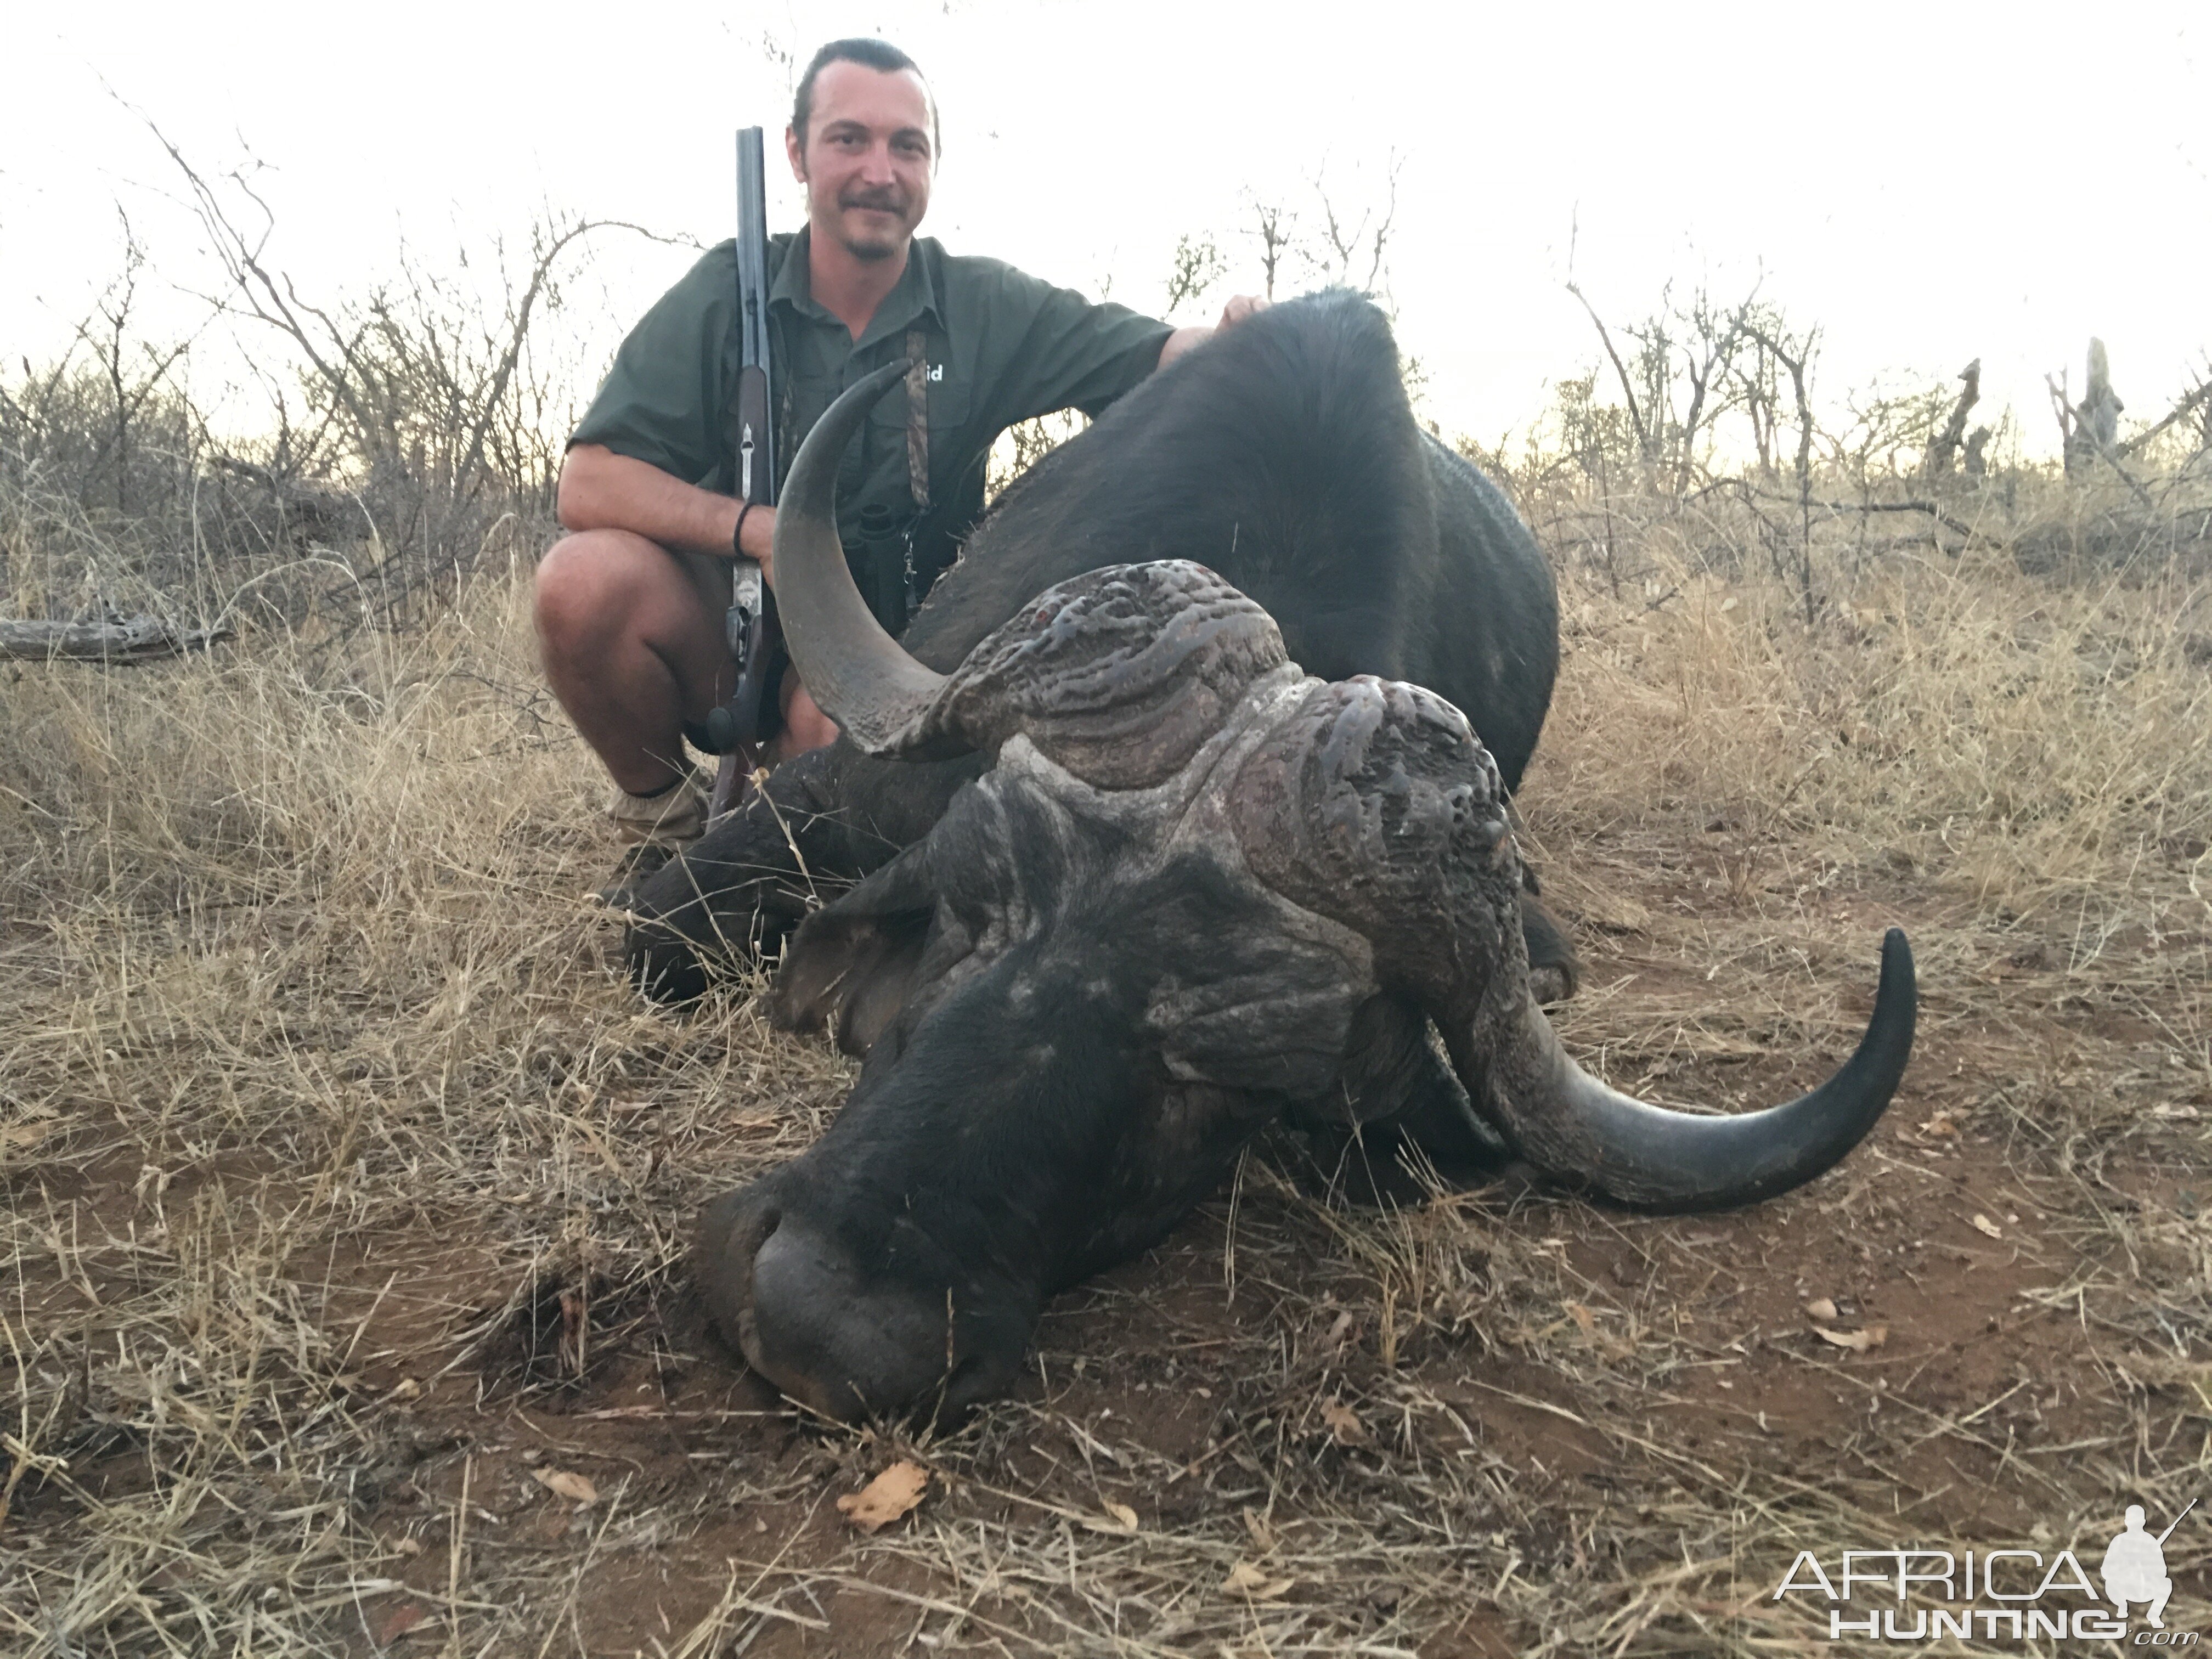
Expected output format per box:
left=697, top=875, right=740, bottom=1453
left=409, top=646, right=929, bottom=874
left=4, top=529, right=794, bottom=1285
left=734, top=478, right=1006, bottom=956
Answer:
left=726, top=565, right=763, bottom=667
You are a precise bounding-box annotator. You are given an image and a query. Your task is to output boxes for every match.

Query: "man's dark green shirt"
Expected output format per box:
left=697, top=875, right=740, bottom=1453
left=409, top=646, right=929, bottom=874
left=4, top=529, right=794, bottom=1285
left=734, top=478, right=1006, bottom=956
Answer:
left=569, top=229, right=1173, bottom=613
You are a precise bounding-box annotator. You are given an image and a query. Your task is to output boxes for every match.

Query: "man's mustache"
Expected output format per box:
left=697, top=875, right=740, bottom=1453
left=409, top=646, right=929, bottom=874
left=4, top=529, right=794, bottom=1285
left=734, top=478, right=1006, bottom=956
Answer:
left=839, top=189, right=909, bottom=215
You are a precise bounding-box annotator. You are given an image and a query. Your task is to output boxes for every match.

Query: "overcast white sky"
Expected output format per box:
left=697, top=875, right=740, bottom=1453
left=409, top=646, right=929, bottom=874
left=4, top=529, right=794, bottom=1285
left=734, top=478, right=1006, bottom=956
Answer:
left=6, top=0, right=2208, bottom=456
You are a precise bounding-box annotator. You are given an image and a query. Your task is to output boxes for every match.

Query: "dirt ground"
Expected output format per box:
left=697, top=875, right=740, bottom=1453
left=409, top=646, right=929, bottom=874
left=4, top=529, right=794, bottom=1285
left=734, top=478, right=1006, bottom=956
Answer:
left=5, top=548, right=2211, bottom=1655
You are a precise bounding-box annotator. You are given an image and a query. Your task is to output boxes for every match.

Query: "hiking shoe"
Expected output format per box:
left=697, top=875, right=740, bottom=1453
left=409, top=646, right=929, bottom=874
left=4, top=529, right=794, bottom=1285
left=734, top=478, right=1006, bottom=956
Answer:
left=597, top=776, right=708, bottom=907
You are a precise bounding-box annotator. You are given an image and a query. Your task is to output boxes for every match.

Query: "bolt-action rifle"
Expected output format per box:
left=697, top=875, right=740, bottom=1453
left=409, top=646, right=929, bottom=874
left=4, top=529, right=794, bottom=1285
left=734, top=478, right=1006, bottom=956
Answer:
left=703, top=125, right=783, bottom=817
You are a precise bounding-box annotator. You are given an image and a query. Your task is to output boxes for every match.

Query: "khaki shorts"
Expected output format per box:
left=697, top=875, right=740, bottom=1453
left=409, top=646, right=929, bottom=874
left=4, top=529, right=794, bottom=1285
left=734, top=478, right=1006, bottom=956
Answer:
left=674, top=546, right=734, bottom=613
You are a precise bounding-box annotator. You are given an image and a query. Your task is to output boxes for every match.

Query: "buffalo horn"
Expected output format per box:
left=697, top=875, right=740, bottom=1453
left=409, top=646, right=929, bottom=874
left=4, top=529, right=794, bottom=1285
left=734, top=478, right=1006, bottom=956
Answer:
left=771, top=360, right=960, bottom=757
left=1462, top=928, right=1916, bottom=1212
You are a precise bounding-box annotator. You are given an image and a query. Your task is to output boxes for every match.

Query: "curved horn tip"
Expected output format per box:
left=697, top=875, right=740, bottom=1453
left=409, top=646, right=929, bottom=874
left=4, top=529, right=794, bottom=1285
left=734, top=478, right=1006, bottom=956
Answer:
left=1860, top=925, right=1918, bottom=1089
left=1879, top=926, right=1914, bottom=1000
left=773, top=359, right=950, bottom=753
left=1485, top=926, right=1919, bottom=1216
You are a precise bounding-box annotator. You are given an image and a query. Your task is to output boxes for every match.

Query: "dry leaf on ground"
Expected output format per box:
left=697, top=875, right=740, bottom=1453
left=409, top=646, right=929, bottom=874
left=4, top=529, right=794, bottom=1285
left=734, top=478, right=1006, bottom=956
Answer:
left=531, top=1466, right=598, bottom=1506
left=371, top=1600, right=431, bottom=1644
left=1805, top=1297, right=1839, bottom=1321
left=1099, top=1500, right=1138, bottom=1533
left=1814, top=1325, right=1888, bottom=1352
left=1972, top=1213, right=2004, bottom=1239
left=1223, top=1561, right=1296, bottom=1599
left=0, top=1120, right=56, bottom=1153
left=836, top=1461, right=928, bottom=1533
left=1321, top=1400, right=1372, bottom=1446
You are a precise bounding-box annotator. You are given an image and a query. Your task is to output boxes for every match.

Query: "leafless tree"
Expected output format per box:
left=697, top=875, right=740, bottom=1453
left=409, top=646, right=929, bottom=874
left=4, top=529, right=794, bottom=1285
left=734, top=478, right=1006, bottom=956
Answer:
left=1729, top=320, right=1785, bottom=478
left=1244, top=196, right=1297, bottom=302
left=1658, top=286, right=1758, bottom=494
left=150, top=117, right=659, bottom=501
left=64, top=211, right=205, bottom=515
left=1163, top=232, right=1227, bottom=315
left=1742, top=319, right=1821, bottom=623
left=1306, top=154, right=1403, bottom=298
left=41, top=114, right=697, bottom=623
left=1564, top=234, right=1762, bottom=495
left=1564, top=283, right=1652, bottom=475
left=1243, top=161, right=1402, bottom=307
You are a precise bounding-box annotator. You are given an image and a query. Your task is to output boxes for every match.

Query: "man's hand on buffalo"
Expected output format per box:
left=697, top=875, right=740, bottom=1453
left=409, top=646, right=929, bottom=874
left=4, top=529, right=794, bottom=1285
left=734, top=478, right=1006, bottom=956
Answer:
left=1156, top=292, right=1271, bottom=371
left=1216, top=293, right=1269, bottom=329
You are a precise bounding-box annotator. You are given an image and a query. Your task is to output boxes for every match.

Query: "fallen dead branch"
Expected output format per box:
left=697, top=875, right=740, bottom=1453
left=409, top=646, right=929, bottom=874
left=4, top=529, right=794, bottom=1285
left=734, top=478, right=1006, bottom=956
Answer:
left=0, top=614, right=232, bottom=661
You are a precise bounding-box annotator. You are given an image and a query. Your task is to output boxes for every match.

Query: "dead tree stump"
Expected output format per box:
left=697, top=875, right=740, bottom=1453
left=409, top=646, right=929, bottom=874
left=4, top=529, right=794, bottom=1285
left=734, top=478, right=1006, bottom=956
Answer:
left=2065, top=338, right=2124, bottom=474
left=1963, top=426, right=1992, bottom=481
left=1925, top=359, right=1981, bottom=478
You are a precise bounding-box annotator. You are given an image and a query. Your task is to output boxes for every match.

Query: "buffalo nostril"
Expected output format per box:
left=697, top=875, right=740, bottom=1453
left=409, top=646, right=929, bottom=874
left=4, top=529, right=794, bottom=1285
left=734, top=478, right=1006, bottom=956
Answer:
left=693, top=1189, right=782, bottom=1364
left=698, top=1189, right=781, bottom=1271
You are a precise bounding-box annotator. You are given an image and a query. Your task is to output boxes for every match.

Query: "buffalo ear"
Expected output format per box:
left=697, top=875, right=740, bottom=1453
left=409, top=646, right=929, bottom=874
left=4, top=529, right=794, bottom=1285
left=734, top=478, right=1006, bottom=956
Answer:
left=765, top=844, right=938, bottom=1058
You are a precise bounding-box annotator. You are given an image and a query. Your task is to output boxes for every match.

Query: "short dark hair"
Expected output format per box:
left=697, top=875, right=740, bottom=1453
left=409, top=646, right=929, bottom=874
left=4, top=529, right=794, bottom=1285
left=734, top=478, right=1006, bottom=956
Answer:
left=791, top=38, right=939, bottom=156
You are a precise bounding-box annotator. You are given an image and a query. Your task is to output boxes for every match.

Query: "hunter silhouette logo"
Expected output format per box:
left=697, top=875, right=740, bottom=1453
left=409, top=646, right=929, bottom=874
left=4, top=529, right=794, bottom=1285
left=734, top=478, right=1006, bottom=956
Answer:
left=2103, top=1500, right=2192, bottom=1630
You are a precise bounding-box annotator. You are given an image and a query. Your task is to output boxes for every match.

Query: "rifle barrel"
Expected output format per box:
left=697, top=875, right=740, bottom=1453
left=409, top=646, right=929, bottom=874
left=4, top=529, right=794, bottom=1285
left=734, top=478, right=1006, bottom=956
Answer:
left=733, top=127, right=775, bottom=506
left=708, top=125, right=784, bottom=783
left=2156, top=1497, right=2197, bottom=1545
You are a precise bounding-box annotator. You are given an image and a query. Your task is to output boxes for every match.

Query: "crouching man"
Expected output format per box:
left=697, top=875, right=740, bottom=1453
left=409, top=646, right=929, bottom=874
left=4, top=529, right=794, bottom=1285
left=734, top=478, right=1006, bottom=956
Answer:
left=534, top=35, right=1262, bottom=896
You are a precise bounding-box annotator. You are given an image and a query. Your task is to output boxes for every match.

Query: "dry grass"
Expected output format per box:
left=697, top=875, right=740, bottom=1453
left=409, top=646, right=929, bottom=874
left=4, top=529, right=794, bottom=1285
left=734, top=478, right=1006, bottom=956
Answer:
left=4, top=511, right=2211, bottom=1655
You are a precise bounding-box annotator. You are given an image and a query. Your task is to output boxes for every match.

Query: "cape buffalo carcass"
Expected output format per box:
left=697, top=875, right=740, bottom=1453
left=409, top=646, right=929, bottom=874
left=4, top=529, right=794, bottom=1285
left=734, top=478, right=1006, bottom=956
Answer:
left=682, top=357, right=1920, bottom=1425
left=625, top=291, right=1575, bottom=1006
